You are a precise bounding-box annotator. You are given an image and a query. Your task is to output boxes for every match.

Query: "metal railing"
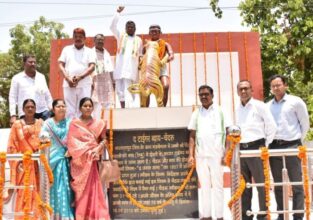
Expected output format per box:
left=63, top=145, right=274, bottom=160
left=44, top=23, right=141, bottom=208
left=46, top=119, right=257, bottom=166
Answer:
left=1, top=148, right=50, bottom=218
left=231, top=146, right=313, bottom=220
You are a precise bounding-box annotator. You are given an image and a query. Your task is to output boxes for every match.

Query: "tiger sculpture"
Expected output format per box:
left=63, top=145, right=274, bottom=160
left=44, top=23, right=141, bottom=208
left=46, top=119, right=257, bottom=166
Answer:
left=128, top=40, right=168, bottom=107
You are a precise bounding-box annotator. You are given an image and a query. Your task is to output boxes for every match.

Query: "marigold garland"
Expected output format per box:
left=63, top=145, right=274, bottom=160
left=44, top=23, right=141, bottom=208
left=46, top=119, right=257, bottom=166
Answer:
left=108, top=107, right=196, bottom=211
left=0, top=152, right=6, bottom=220
left=39, top=154, right=54, bottom=185
left=118, top=166, right=195, bottom=211
left=260, top=147, right=271, bottom=220
left=179, top=33, right=183, bottom=106
left=193, top=33, right=198, bottom=105
left=38, top=142, right=50, bottom=150
left=297, top=146, right=311, bottom=220
left=35, top=192, right=53, bottom=220
left=214, top=34, right=221, bottom=105
left=23, top=150, right=32, bottom=220
left=157, top=39, right=166, bottom=59
left=202, top=32, right=207, bottom=84
left=228, top=175, right=246, bottom=209
left=227, top=32, right=236, bottom=122
left=224, top=135, right=241, bottom=167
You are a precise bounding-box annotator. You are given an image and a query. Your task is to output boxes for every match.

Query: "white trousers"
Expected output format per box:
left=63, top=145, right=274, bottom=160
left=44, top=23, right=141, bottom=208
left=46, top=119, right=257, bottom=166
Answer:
left=63, top=86, right=91, bottom=119
left=115, top=78, right=139, bottom=108
left=196, top=157, right=224, bottom=218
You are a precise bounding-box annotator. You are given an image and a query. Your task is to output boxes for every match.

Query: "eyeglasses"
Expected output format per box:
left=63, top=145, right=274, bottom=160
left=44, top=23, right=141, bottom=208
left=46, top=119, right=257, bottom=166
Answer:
left=238, top=87, right=251, bottom=91
left=199, top=93, right=211, bottom=97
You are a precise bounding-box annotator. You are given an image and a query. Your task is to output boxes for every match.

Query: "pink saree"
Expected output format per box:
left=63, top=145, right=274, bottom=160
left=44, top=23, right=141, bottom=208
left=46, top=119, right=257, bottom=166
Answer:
left=67, top=118, right=110, bottom=220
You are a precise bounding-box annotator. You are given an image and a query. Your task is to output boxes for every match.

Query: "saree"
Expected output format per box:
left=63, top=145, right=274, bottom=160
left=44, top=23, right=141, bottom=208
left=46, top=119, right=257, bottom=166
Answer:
left=41, top=118, right=75, bottom=220
left=67, top=118, right=110, bottom=220
left=7, top=119, right=42, bottom=219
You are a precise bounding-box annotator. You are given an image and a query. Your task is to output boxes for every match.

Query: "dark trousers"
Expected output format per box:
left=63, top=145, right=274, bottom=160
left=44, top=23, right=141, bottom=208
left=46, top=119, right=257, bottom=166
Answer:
left=269, top=140, right=304, bottom=220
left=240, top=139, right=267, bottom=220
left=35, top=110, right=51, bottom=120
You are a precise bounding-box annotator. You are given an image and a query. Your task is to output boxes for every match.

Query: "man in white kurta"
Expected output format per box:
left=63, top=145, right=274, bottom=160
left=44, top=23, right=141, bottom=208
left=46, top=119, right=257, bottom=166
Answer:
left=110, top=6, right=142, bottom=108
left=58, top=28, right=95, bottom=118
left=188, top=85, right=229, bottom=220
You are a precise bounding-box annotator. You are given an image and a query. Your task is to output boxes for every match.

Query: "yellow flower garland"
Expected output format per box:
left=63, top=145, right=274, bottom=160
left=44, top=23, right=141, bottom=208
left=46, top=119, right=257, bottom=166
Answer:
left=108, top=108, right=195, bottom=211
left=260, top=147, right=271, bottom=220
left=224, top=135, right=241, bottom=167
left=297, top=146, right=311, bottom=220
left=35, top=192, right=53, bottom=220
left=228, top=175, right=246, bottom=209
left=0, top=152, right=6, bottom=220
left=39, top=154, right=54, bottom=185
left=118, top=166, right=195, bottom=211
left=23, top=150, right=32, bottom=220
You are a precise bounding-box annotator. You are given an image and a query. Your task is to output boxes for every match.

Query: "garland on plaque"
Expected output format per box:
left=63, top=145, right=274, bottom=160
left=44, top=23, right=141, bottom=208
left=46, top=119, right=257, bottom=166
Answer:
left=260, top=147, right=271, bottom=220
left=108, top=108, right=196, bottom=211
left=118, top=166, right=195, bottom=211
left=298, top=146, right=311, bottom=220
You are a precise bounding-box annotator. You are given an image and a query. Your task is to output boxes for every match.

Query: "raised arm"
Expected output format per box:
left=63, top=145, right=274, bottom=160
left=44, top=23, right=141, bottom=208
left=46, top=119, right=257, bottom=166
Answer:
left=110, top=6, right=125, bottom=39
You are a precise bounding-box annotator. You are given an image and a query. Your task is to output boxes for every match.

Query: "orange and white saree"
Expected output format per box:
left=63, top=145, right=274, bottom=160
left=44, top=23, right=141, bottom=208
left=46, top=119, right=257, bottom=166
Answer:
left=7, top=119, right=43, bottom=219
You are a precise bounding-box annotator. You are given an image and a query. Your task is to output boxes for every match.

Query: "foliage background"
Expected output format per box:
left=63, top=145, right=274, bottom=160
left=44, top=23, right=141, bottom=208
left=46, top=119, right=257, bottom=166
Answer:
left=0, top=16, right=68, bottom=127
left=1, top=2, right=312, bottom=135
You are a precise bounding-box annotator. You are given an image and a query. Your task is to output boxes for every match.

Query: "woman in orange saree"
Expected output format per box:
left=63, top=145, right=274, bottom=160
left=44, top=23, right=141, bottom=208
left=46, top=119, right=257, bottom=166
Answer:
left=7, top=99, right=43, bottom=219
left=67, top=97, right=110, bottom=220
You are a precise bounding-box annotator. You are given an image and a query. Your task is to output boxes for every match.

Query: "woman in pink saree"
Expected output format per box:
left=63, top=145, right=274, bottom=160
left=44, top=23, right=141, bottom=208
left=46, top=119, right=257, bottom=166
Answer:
left=67, top=97, right=110, bottom=220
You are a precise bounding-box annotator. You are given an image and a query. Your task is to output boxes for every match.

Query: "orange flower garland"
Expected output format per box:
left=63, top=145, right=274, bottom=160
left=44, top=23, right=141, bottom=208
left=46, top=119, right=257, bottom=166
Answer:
left=224, top=135, right=241, bottom=167
left=39, top=154, right=54, bottom=185
left=118, top=166, right=195, bottom=211
left=157, top=39, right=166, bottom=59
left=23, top=150, right=32, bottom=220
left=260, top=147, right=271, bottom=220
left=228, top=175, right=246, bottom=209
left=0, top=152, right=6, bottom=220
left=193, top=33, right=198, bottom=105
left=35, top=192, right=53, bottom=220
left=297, top=146, right=311, bottom=220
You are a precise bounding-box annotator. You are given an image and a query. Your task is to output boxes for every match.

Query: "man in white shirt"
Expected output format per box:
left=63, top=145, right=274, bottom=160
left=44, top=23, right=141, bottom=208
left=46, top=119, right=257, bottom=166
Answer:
left=188, top=85, right=229, bottom=220
left=236, top=80, right=277, bottom=220
left=267, top=75, right=309, bottom=220
left=91, top=34, right=115, bottom=118
left=58, top=28, right=96, bottom=118
left=110, top=6, right=142, bottom=108
left=9, top=54, right=53, bottom=125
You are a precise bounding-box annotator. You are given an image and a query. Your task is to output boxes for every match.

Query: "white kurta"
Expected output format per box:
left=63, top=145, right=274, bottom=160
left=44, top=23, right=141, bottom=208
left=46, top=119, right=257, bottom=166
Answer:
left=188, top=104, right=230, bottom=218
left=110, top=13, right=142, bottom=81
left=58, top=44, right=95, bottom=118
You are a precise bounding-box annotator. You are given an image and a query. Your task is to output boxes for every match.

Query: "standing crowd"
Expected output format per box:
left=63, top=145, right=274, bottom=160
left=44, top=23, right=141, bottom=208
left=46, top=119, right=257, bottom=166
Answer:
left=188, top=77, right=309, bottom=220
left=4, top=5, right=310, bottom=220
left=6, top=6, right=173, bottom=220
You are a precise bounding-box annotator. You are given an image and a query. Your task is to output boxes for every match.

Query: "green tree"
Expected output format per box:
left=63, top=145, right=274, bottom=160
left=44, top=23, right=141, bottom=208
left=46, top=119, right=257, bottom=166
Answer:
left=238, top=0, right=313, bottom=130
left=0, top=16, right=68, bottom=128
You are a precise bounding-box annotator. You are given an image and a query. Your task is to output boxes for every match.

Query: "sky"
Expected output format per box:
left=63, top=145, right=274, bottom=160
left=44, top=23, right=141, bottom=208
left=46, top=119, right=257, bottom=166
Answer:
left=0, top=0, right=249, bottom=53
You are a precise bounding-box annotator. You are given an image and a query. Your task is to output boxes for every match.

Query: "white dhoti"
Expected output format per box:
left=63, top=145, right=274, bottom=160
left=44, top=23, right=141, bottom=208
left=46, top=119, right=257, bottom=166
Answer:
left=63, top=86, right=91, bottom=118
left=196, top=157, right=224, bottom=218
left=115, top=78, right=139, bottom=108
